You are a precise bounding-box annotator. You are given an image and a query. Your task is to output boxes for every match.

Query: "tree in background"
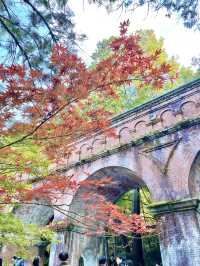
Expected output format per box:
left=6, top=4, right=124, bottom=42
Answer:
left=90, top=0, right=200, bottom=30
left=90, top=29, right=200, bottom=112
left=115, top=188, right=161, bottom=266
left=0, top=0, right=85, bottom=69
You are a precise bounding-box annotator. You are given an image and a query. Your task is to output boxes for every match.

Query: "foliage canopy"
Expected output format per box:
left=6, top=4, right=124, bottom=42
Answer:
left=0, top=0, right=85, bottom=69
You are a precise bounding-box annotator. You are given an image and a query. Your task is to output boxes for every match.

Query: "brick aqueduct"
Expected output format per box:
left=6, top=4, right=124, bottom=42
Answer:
left=17, top=78, right=200, bottom=265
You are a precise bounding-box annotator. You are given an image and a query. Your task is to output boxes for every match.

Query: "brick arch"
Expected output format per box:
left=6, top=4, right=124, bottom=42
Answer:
left=160, top=109, right=176, bottom=128
left=166, top=128, right=200, bottom=199
left=119, top=127, right=131, bottom=144
left=79, top=143, right=92, bottom=160
left=66, top=148, right=170, bottom=265
left=68, top=146, right=172, bottom=206
left=92, top=137, right=106, bottom=154
left=180, top=100, right=197, bottom=119
left=134, top=120, right=147, bottom=136
left=188, top=151, right=200, bottom=197
left=70, top=166, right=145, bottom=217
left=68, top=164, right=146, bottom=265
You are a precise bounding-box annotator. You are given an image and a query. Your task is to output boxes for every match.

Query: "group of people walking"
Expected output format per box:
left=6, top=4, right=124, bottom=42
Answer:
left=12, top=255, right=40, bottom=266
left=57, top=251, right=133, bottom=266
left=58, top=252, right=133, bottom=266
left=11, top=252, right=69, bottom=266
left=10, top=251, right=160, bottom=266
left=99, top=255, right=134, bottom=266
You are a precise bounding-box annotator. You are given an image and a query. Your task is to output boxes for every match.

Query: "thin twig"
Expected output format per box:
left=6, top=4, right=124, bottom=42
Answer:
left=0, top=16, right=32, bottom=68
left=23, top=0, right=57, bottom=43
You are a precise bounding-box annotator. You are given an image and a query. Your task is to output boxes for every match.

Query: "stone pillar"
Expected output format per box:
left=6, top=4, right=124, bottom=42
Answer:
left=148, top=198, right=200, bottom=266
left=49, top=231, right=65, bottom=266
left=82, top=248, right=98, bottom=266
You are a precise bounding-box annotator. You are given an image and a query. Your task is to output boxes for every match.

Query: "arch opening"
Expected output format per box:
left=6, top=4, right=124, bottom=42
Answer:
left=189, top=151, right=200, bottom=197
left=67, top=166, right=162, bottom=266
left=72, top=166, right=146, bottom=205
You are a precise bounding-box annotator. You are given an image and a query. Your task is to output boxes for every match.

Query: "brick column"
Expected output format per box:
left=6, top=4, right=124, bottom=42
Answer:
left=148, top=198, right=200, bottom=266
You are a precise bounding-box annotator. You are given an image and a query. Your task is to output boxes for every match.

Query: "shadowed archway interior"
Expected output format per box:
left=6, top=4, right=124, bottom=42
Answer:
left=63, top=166, right=152, bottom=266
left=71, top=166, right=146, bottom=208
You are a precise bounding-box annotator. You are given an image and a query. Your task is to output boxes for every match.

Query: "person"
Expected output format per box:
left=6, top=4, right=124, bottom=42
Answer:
left=12, top=257, right=25, bottom=266
left=17, top=258, right=25, bottom=266
left=116, top=256, right=127, bottom=266
left=99, top=256, right=107, bottom=266
left=109, top=254, right=117, bottom=266
left=32, top=256, right=40, bottom=266
left=58, top=252, right=70, bottom=266
left=12, top=256, right=17, bottom=266
left=119, top=259, right=126, bottom=266
left=116, top=256, right=122, bottom=265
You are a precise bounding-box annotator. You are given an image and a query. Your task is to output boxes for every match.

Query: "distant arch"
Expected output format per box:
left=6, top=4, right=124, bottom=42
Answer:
left=92, top=137, right=106, bottom=154
left=181, top=101, right=197, bottom=118
left=79, top=143, right=92, bottom=160
left=160, top=109, right=176, bottom=128
left=189, top=151, right=200, bottom=197
left=119, top=127, right=131, bottom=144
left=163, top=127, right=200, bottom=199
left=134, top=120, right=147, bottom=135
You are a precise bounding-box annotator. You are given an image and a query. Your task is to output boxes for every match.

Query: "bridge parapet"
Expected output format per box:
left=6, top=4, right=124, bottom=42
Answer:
left=64, top=79, right=200, bottom=168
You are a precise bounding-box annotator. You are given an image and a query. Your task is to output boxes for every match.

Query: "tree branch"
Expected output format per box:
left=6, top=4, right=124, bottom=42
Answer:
left=23, top=0, right=57, bottom=43
left=0, top=16, right=32, bottom=68
left=0, top=0, right=12, bottom=19
left=0, top=77, right=141, bottom=150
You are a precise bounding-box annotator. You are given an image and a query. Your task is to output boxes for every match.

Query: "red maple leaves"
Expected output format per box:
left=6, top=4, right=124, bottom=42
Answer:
left=0, top=22, right=174, bottom=236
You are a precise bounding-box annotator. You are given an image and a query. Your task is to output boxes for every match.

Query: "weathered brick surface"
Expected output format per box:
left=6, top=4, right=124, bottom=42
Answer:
left=63, top=79, right=200, bottom=170
left=47, top=79, right=200, bottom=266
left=159, top=210, right=200, bottom=266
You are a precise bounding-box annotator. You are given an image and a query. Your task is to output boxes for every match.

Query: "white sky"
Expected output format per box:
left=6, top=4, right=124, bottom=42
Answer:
left=68, top=0, right=200, bottom=67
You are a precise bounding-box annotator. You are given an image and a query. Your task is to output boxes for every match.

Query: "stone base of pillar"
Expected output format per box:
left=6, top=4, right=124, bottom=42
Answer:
left=148, top=198, right=200, bottom=266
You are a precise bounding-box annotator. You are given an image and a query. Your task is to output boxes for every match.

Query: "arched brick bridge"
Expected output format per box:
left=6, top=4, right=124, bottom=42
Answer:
left=49, top=78, right=200, bottom=266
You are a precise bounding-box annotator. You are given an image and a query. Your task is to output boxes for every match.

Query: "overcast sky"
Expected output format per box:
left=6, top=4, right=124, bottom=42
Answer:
left=68, top=0, right=200, bottom=67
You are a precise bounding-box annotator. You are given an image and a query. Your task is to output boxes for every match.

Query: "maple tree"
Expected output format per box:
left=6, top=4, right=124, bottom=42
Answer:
left=0, top=20, right=174, bottom=251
